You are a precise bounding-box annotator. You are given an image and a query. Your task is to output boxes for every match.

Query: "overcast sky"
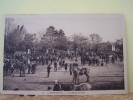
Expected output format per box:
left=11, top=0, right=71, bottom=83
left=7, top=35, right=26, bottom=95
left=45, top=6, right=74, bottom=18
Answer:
left=6, top=14, right=125, bottom=42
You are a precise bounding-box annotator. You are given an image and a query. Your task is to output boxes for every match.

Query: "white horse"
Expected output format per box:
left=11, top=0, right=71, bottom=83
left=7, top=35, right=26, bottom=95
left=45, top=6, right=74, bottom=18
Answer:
left=73, top=83, right=92, bottom=91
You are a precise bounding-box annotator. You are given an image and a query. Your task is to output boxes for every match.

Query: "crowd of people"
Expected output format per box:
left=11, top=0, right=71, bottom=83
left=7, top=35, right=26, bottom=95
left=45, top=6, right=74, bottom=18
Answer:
left=3, top=50, right=123, bottom=80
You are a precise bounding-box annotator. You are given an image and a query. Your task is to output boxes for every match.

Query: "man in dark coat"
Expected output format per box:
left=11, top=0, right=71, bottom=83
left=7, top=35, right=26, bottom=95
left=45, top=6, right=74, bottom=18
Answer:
left=31, top=63, right=37, bottom=74
left=64, top=63, right=68, bottom=71
left=73, top=69, right=80, bottom=85
left=69, top=63, right=73, bottom=75
left=53, top=80, right=61, bottom=91
left=28, top=59, right=31, bottom=74
left=54, top=61, right=57, bottom=72
left=47, top=64, right=51, bottom=77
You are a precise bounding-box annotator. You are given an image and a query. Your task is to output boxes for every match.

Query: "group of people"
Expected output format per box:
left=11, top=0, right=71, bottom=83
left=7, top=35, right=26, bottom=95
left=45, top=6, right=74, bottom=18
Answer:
left=3, top=54, right=37, bottom=77
left=80, top=51, right=122, bottom=66
left=43, top=50, right=123, bottom=85
left=3, top=50, right=123, bottom=79
left=46, top=60, right=79, bottom=78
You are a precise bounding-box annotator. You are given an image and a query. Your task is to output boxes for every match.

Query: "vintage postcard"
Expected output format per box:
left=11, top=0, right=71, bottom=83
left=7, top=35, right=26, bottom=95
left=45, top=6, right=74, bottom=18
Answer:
left=1, top=14, right=128, bottom=95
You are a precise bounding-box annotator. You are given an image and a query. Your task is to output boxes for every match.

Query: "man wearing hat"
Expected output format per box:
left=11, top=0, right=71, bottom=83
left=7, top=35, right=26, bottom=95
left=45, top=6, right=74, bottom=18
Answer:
left=53, top=80, right=62, bottom=91
left=47, top=64, right=51, bottom=77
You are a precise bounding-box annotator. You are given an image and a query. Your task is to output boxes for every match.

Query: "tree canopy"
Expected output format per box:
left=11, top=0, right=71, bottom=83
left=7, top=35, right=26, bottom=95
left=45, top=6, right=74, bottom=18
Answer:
left=4, top=20, right=122, bottom=56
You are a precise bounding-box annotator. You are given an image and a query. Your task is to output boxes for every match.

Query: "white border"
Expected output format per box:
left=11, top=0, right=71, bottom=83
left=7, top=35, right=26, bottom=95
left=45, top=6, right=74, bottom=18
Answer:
left=0, top=14, right=128, bottom=95
left=2, top=90, right=127, bottom=95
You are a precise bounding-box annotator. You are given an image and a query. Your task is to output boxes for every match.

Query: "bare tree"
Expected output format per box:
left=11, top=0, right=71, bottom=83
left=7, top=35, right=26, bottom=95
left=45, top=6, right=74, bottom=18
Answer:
left=4, top=24, right=27, bottom=54
left=5, top=18, right=16, bottom=37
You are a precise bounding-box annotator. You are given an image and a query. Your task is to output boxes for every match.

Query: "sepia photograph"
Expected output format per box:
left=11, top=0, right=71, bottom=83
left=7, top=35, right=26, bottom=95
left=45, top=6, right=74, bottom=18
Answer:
left=2, top=14, right=127, bottom=95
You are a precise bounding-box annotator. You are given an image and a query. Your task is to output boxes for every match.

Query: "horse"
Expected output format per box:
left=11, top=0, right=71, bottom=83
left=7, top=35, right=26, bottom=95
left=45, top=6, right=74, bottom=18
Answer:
left=72, top=67, right=90, bottom=85
left=72, top=83, right=92, bottom=91
left=58, top=82, right=91, bottom=91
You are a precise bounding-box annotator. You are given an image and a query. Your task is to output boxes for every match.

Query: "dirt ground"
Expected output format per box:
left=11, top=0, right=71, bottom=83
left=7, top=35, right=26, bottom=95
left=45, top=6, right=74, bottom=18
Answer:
left=3, top=60, right=125, bottom=91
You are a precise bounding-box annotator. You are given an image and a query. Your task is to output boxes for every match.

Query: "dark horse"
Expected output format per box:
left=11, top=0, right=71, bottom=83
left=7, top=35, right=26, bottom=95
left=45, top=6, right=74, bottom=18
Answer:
left=73, top=67, right=90, bottom=85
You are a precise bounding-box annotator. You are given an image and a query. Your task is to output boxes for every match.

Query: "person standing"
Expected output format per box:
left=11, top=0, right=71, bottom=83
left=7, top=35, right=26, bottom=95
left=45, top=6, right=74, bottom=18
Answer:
left=28, top=58, right=31, bottom=74
left=19, top=61, right=23, bottom=77
left=69, top=63, right=73, bottom=75
left=111, top=55, right=115, bottom=64
left=58, top=61, right=62, bottom=69
left=54, top=61, right=57, bottom=72
left=64, top=63, right=68, bottom=71
left=47, top=64, right=51, bottom=77
left=31, top=63, right=37, bottom=74
left=53, top=80, right=61, bottom=91
left=73, top=69, right=80, bottom=85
